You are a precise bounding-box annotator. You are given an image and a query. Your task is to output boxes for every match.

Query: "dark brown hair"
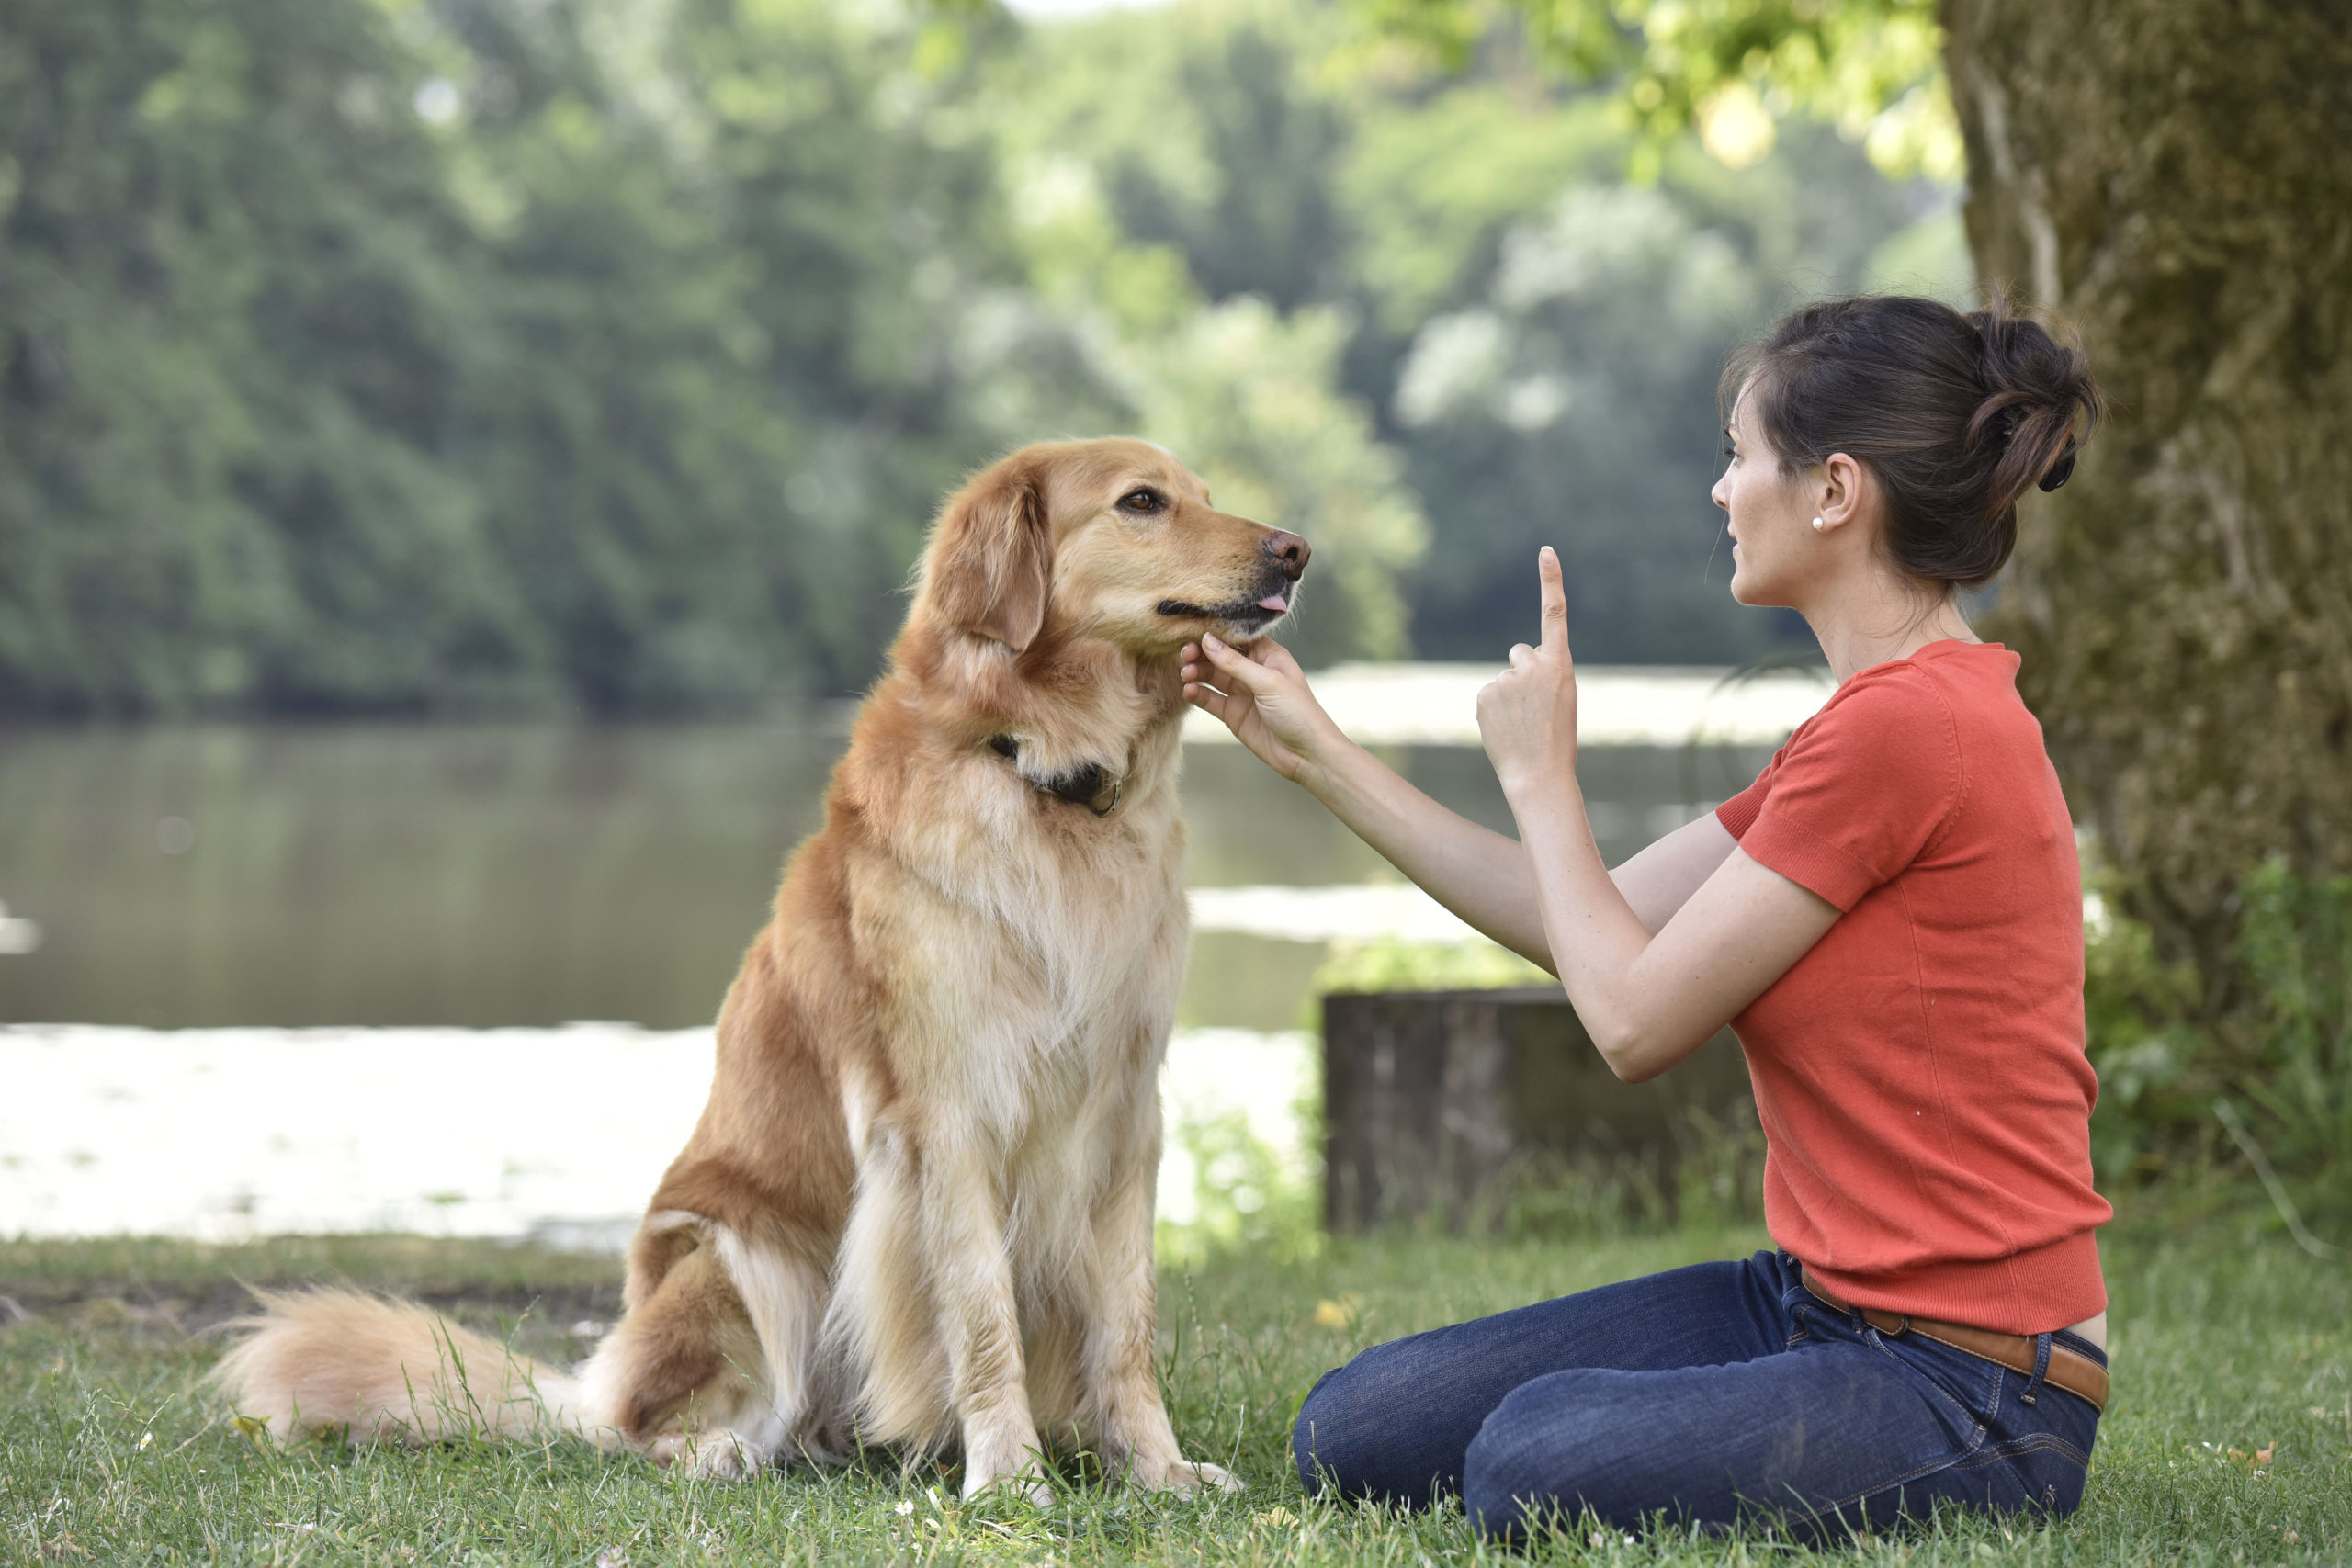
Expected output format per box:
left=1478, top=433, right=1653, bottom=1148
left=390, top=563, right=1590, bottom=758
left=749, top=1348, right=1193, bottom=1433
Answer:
left=1724, top=292, right=2102, bottom=589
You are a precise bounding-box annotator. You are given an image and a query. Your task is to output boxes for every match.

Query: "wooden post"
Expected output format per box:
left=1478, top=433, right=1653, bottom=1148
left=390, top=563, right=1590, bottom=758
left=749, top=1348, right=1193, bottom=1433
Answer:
left=1321, top=987, right=1753, bottom=1232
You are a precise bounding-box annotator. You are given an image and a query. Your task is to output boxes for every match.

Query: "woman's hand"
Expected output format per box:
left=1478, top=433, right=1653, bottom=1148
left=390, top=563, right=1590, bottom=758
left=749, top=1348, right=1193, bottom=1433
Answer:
left=1476, top=547, right=1580, bottom=797
left=1180, top=634, right=1341, bottom=785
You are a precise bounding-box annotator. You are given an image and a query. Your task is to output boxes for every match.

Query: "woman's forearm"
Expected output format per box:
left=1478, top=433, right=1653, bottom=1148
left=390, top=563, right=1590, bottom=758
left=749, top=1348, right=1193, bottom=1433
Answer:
left=1296, top=739, right=1744, bottom=968
left=1178, top=627, right=1728, bottom=972
left=1509, top=775, right=1658, bottom=1061
left=1509, top=773, right=1838, bottom=1082
left=1298, top=737, right=1555, bottom=965
left=1468, top=547, right=1755, bottom=1081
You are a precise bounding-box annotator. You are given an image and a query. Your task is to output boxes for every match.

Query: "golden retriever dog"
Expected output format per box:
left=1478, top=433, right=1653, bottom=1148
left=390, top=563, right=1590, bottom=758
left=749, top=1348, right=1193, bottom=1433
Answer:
left=212, top=437, right=1308, bottom=1500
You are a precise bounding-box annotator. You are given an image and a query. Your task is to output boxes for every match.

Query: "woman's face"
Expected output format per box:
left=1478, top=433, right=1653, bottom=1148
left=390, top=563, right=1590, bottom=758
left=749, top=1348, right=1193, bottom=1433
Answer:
left=1711, top=390, right=1817, bottom=609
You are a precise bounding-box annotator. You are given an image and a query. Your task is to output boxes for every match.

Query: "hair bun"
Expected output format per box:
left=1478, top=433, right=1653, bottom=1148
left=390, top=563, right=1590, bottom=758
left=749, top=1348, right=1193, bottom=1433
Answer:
left=1968, top=293, right=2102, bottom=512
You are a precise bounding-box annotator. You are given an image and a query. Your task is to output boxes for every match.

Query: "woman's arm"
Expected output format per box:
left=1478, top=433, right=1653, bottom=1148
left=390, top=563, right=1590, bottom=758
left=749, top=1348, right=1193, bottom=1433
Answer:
left=1180, top=637, right=1740, bottom=964
left=1609, top=811, right=1741, bottom=935
left=1476, top=549, right=1840, bottom=1080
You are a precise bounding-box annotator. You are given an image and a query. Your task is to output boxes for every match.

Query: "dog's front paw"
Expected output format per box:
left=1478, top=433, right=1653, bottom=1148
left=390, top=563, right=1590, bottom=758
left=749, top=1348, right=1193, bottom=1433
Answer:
left=648, top=1429, right=763, bottom=1482
left=960, top=1424, right=1055, bottom=1506
left=1136, top=1459, right=1244, bottom=1497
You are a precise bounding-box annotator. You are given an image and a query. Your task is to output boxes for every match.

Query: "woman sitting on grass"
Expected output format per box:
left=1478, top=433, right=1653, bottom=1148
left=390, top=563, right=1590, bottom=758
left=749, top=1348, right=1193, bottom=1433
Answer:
left=1181, top=293, right=2111, bottom=1541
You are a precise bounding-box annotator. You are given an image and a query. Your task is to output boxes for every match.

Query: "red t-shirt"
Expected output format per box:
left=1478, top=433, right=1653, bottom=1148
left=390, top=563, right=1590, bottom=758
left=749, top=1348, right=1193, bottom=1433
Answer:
left=1715, top=640, right=2111, bottom=1333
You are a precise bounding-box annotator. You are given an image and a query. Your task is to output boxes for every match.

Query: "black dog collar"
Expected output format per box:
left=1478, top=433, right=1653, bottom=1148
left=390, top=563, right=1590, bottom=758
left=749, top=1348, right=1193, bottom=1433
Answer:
left=989, top=735, right=1123, bottom=817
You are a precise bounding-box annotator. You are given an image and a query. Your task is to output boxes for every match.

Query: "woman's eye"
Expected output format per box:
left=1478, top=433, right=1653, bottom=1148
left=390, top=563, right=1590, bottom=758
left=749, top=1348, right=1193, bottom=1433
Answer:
left=1722, top=445, right=1737, bottom=461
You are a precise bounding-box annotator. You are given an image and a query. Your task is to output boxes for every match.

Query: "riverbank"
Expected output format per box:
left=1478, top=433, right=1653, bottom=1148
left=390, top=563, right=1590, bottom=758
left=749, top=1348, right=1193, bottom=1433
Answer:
left=0, top=1023, right=1317, bottom=1244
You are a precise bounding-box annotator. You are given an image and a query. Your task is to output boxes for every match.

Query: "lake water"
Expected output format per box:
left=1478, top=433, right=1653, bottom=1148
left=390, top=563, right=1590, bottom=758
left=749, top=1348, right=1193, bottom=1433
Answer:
left=0, top=673, right=1804, bottom=1032
left=0, top=667, right=1818, bottom=1240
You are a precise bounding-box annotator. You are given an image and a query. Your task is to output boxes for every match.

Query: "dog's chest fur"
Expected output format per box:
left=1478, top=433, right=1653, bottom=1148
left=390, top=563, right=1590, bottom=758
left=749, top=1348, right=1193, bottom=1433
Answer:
left=842, top=720, right=1189, bottom=1172
left=809, top=716, right=1193, bottom=1443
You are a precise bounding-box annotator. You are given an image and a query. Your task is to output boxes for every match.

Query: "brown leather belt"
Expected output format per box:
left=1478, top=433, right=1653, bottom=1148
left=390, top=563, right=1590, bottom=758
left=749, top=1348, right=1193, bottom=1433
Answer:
left=1800, top=1269, right=2109, bottom=1414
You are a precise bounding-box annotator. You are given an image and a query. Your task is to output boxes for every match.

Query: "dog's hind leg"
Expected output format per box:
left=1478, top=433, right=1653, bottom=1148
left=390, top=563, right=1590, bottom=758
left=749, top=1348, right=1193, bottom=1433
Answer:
left=709, top=1222, right=843, bottom=1464
left=580, top=1217, right=793, bottom=1480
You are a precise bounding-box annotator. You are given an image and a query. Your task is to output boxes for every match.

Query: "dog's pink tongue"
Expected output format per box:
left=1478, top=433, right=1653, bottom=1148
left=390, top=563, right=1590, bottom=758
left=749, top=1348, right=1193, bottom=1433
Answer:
left=1257, top=594, right=1290, bottom=611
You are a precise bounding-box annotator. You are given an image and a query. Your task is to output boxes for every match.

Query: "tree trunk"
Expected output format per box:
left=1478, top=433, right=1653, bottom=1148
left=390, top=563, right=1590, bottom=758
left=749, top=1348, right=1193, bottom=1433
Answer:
left=1317, top=987, right=1755, bottom=1231
left=1942, top=1, right=2352, bottom=1040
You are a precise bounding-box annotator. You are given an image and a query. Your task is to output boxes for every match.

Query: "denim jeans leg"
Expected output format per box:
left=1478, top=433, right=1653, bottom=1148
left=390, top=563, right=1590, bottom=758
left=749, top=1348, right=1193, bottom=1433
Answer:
left=1839, top=1328, right=2105, bottom=1527
left=1293, top=1252, right=1793, bottom=1507
left=1460, top=1332, right=1983, bottom=1540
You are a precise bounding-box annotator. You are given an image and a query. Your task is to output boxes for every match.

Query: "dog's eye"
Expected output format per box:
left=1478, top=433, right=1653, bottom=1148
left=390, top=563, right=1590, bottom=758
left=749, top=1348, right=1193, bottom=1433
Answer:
left=1116, top=489, right=1166, bottom=515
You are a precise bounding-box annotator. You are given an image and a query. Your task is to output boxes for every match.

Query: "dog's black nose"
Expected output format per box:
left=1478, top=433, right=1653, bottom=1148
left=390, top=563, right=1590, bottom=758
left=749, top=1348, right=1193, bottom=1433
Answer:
left=1263, top=530, right=1311, bottom=581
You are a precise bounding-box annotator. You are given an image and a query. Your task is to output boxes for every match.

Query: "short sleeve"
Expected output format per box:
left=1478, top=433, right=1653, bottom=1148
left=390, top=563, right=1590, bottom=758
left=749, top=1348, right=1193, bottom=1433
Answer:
left=1724, top=671, right=1962, bottom=911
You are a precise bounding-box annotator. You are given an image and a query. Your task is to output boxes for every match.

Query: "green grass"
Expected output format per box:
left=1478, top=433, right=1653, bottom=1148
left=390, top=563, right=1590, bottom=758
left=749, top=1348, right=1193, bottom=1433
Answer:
left=2, top=1218, right=2346, bottom=1565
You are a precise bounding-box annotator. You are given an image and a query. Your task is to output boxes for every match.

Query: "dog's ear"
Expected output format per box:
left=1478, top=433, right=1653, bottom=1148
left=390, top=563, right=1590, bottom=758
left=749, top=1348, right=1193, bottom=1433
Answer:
left=927, top=456, right=1052, bottom=652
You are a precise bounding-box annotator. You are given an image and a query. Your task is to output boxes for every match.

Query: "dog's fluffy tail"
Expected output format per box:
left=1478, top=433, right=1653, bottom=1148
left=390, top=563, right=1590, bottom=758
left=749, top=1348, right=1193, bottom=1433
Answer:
left=210, top=1287, right=599, bottom=1447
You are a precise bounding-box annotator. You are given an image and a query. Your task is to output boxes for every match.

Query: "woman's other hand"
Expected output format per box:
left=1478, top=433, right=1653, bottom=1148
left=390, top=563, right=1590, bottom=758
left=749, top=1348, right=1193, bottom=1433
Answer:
left=1181, top=635, right=1340, bottom=785
left=1476, top=547, right=1580, bottom=797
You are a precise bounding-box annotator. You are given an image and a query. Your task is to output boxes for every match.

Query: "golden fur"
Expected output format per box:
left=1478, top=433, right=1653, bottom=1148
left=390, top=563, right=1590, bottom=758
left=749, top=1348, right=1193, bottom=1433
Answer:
left=211, top=438, right=1311, bottom=1498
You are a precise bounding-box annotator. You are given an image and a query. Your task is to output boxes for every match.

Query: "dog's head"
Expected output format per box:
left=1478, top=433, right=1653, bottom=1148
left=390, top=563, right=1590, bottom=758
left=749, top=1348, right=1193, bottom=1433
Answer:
left=918, top=438, right=1309, bottom=657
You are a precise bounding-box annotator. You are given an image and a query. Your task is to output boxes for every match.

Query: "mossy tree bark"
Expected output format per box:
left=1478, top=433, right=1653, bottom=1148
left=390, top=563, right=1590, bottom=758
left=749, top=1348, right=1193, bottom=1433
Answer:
left=1944, top=1, right=2352, bottom=1038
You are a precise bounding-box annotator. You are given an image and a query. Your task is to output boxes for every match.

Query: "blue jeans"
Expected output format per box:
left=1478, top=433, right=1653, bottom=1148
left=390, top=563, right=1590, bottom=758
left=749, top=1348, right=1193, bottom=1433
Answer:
left=1292, top=1250, right=2103, bottom=1541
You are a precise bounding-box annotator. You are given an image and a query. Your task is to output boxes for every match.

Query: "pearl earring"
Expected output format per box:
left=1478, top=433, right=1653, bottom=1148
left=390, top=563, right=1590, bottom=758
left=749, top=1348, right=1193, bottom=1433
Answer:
left=1810, top=516, right=1825, bottom=532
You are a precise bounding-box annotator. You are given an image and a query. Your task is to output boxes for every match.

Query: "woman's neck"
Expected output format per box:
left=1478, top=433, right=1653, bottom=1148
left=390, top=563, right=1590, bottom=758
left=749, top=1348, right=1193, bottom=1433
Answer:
left=1802, top=575, right=1980, bottom=685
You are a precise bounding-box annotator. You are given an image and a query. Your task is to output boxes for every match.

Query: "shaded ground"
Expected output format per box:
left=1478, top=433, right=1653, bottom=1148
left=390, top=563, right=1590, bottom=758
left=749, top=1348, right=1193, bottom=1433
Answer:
left=0, top=1235, right=627, bottom=1364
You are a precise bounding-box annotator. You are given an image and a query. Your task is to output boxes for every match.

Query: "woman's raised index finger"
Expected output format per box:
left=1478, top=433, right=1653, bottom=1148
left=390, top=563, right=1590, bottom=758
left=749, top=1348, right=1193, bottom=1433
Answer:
left=1538, top=546, right=1567, bottom=653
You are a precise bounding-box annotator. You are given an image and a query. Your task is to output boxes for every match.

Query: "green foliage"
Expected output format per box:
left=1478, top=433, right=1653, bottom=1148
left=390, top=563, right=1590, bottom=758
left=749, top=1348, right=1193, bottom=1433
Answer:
left=987, top=4, right=1431, bottom=669
left=0, top=0, right=1102, bottom=714
left=2086, top=858, right=2352, bottom=1225
left=998, top=0, right=1962, bottom=668
left=1360, top=0, right=1959, bottom=180
left=1159, top=1105, right=1325, bottom=1270
left=1367, top=107, right=1958, bottom=659
left=0, top=0, right=511, bottom=712
left=2084, top=874, right=2205, bottom=1185
left=1113, top=299, right=1430, bottom=667
left=1310, top=934, right=1553, bottom=997
left=3, top=0, right=1963, bottom=713
left=2230, top=861, right=2352, bottom=1183
left=1340, top=87, right=1624, bottom=335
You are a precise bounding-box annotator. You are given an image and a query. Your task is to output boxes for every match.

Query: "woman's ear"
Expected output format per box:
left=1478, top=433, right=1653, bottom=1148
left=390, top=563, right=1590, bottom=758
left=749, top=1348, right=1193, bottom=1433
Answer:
left=926, top=456, right=1052, bottom=651
left=1816, top=452, right=1867, bottom=533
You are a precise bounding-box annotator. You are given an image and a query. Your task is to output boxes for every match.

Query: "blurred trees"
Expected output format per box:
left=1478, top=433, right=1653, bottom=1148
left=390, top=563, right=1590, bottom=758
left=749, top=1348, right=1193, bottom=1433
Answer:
left=0, top=0, right=1072, bottom=713
left=0, top=0, right=1950, bottom=713
left=1, top=0, right=509, bottom=713
left=990, top=0, right=1960, bottom=665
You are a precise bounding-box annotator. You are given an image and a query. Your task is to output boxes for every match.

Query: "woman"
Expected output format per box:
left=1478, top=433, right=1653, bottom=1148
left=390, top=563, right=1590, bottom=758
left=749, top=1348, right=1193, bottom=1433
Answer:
left=1180, top=294, right=2112, bottom=1540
